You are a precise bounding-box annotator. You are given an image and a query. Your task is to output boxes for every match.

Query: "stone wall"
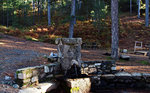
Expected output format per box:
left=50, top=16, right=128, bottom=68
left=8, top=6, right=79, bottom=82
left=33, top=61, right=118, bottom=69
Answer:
left=91, top=72, right=150, bottom=89
left=81, top=60, right=116, bottom=75
left=15, top=63, right=60, bottom=88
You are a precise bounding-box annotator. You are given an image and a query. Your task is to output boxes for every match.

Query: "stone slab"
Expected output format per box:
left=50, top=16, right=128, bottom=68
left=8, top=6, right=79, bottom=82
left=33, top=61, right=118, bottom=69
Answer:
left=18, top=82, right=58, bottom=93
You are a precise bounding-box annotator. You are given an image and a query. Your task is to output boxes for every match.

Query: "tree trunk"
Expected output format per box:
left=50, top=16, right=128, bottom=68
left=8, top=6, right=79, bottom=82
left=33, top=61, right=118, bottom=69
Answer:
left=48, top=0, right=51, bottom=26
left=32, top=0, right=35, bottom=25
left=7, top=0, right=9, bottom=27
left=69, top=0, right=76, bottom=38
left=111, top=0, right=119, bottom=60
left=145, top=0, right=149, bottom=27
left=38, top=0, right=40, bottom=22
left=24, top=0, right=27, bottom=25
left=138, top=0, right=140, bottom=18
left=2, top=0, right=4, bottom=25
left=130, top=0, right=132, bottom=15
left=44, top=0, right=47, bottom=15
left=40, top=0, right=43, bottom=18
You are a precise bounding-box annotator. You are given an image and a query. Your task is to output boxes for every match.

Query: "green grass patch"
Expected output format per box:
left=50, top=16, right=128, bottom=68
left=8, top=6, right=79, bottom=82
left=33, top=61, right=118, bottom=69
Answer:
left=119, top=59, right=129, bottom=62
left=137, top=60, right=150, bottom=65
left=106, top=56, right=113, bottom=60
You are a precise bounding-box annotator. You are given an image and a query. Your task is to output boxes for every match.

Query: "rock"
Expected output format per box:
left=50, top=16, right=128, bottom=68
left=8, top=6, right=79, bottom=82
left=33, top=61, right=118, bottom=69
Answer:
left=120, top=55, right=130, bottom=60
left=5, top=76, right=11, bottom=80
left=13, top=84, right=20, bottom=89
left=48, top=52, right=58, bottom=62
left=122, top=49, right=128, bottom=53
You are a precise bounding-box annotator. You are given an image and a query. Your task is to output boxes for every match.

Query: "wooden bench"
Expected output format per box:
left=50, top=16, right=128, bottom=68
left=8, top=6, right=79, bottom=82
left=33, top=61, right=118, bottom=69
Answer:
left=134, top=41, right=148, bottom=56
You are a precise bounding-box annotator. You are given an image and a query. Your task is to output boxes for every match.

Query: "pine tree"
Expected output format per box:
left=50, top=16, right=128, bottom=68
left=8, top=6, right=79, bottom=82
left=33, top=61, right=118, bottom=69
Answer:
left=69, top=0, right=76, bottom=38
left=111, top=0, right=119, bottom=60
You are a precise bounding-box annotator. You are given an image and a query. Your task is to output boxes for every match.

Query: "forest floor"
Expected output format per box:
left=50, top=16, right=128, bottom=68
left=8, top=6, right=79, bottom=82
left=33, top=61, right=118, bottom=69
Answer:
left=0, top=33, right=150, bottom=93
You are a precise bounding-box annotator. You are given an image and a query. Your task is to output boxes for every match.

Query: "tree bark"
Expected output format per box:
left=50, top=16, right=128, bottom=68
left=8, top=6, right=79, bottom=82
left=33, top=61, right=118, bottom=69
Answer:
left=69, top=0, right=76, bottom=38
left=2, top=0, right=4, bottom=25
left=138, top=0, right=140, bottom=18
left=130, top=0, right=132, bottom=15
left=48, top=0, right=51, bottom=26
left=40, top=0, right=43, bottom=18
left=7, top=0, right=9, bottom=27
left=111, top=0, right=119, bottom=60
left=145, top=0, right=149, bottom=27
left=32, top=0, right=35, bottom=25
left=38, top=0, right=40, bottom=22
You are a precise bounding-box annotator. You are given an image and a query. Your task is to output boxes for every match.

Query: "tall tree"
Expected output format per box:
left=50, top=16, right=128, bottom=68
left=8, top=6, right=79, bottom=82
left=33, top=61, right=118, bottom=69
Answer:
left=137, top=0, right=140, bottom=18
left=130, top=0, right=132, bottom=15
left=69, top=0, right=76, bottom=38
left=37, top=0, right=40, bottom=22
left=48, top=0, right=51, bottom=26
left=40, top=0, right=43, bottom=18
left=145, top=0, right=149, bottom=27
left=32, top=0, right=35, bottom=25
left=2, top=0, right=4, bottom=25
left=6, top=0, right=9, bottom=27
left=111, top=0, right=119, bottom=60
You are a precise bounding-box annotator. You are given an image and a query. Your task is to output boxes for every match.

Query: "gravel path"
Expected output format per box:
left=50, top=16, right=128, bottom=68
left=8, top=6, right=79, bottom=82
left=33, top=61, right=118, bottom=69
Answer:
left=0, top=34, right=57, bottom=83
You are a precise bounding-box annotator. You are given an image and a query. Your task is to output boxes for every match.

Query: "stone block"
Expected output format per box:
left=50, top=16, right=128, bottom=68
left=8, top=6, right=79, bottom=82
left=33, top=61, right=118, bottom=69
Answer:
left=115, top=72, right=131, bottom=77
left=55, top=38, right=82, bottom=45
left=66, top=78, right=91, bottom=93
left=16, top=67, right=34, bottom=79
left=101, top=74, right=115, bottom=80
left=115, top=72, right=131, bottom=79
left=131, top=73, right=142, bottom=80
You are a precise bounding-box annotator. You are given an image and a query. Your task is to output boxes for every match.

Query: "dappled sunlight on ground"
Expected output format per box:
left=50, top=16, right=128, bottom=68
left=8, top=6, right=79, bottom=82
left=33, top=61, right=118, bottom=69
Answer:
left=0, top=35, right=57, bottom=54
left=39, top=47, right=57, bottom=51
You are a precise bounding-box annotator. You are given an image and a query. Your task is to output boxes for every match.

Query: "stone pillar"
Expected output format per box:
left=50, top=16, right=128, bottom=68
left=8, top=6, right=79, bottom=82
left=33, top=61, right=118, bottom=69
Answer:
left=55, top=38, right=82, bottom=74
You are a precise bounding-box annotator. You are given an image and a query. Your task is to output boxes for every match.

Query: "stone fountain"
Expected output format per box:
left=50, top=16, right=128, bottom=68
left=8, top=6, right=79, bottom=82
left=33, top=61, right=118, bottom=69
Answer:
left=15, top=38, right=150, bottom=93
left=55, top=38, right=82, bottom=77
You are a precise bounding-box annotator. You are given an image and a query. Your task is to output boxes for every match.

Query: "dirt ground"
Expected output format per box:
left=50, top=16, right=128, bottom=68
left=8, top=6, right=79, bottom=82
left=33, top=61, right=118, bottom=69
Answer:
left=0, top=34, right=150, bottom=93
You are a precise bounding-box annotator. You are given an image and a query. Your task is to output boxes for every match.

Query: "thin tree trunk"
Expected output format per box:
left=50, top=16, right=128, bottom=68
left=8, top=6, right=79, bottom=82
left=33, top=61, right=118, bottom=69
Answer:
left=32, top=0, right=35, bottom=25
left=145, top=0, right=149, bottom=27
left=69, top=0, right=76, bottom=38
left=44, top=0, right=47, bottom=15
left=38, top=0, right=40, bottom=22
left=2, top=0, right=4, bottom=25
left=24, top=0, right=26, bottom=25
left=130, top=0, right=132, bottom=15
left=48, top=0, right=51, bottom=26
left=138, top=0, right=140, bottom=18
left=111, top=0, right=119, bottom=60
left=40, top=0, right=43, bottom=18
left=7, top=0, right=9, bottom=27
